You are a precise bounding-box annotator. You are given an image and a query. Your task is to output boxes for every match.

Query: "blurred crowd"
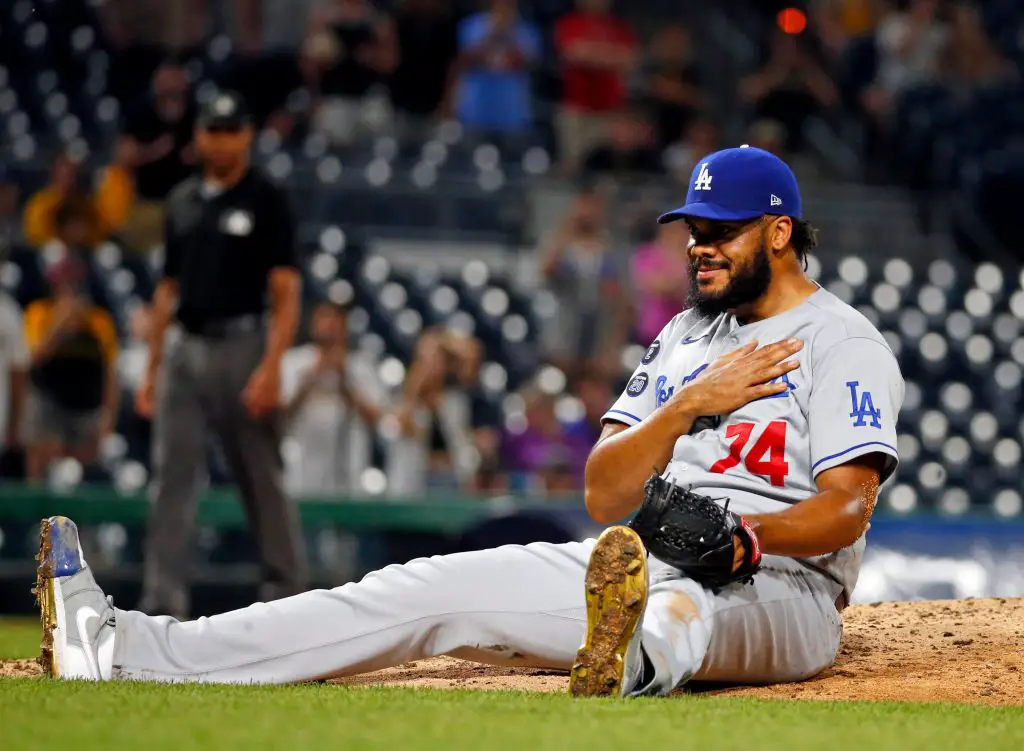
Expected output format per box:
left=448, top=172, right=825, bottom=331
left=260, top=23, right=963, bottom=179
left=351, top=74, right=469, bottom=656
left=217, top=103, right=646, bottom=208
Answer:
left=0, top=0, right=1021, bottom=499
left=0, top=153, right=694, bottom=498
left=2, top=0, right=1020, bottom=239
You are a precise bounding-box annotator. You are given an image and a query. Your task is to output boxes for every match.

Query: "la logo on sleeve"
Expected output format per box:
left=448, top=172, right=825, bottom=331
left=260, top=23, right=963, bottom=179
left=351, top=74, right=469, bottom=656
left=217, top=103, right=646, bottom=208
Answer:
left=847, top=381, right=881, bottom=428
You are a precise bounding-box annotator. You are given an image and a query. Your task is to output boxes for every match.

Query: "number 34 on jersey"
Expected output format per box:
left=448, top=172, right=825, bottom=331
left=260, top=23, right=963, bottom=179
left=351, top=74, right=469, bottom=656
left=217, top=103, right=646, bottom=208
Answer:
left=710, top=421, right=789, bottom=487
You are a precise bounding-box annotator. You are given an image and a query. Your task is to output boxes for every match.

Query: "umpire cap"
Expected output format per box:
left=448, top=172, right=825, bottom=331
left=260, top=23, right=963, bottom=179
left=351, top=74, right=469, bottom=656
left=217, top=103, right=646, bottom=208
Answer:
left=658, top=146, right=802, bottom=224
left=197, top=90, right=252, bottom=130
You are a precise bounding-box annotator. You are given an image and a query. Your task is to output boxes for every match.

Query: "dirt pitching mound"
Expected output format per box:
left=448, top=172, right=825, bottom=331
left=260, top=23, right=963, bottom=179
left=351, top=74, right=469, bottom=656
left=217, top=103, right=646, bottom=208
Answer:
left=336, top=597, right=1024, bottom=705
left=0, top=659, right=43, bottom=678
left=4, top=598, right=1021, bottom=704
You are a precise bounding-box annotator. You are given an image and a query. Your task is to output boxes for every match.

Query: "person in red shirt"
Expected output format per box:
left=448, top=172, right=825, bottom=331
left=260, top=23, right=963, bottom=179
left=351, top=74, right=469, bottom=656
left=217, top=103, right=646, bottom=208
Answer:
left=554, top=0, right=638, bottom=174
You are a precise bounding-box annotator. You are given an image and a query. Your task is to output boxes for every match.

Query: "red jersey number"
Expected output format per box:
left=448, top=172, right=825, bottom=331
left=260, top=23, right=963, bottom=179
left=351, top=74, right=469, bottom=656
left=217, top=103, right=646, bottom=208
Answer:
left=709, top=421, right=789, bottom=487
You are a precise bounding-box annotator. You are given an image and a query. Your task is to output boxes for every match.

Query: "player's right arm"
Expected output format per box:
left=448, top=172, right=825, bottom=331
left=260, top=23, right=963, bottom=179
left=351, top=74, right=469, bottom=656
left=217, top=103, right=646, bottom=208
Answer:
left=585, top=338, right=804, bottom=523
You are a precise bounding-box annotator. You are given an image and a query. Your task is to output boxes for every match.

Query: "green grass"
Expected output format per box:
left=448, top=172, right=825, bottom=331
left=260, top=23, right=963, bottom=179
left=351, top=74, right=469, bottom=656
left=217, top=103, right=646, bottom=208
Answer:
left=1, top=620, right=1022, bottom=751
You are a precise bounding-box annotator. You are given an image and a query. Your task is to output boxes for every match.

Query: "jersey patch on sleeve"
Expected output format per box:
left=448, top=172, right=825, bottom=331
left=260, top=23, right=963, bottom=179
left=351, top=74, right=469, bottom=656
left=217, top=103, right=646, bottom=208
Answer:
left=641, top=339, right=661, bottom=364
left=626, top=372, right=649, bottom=396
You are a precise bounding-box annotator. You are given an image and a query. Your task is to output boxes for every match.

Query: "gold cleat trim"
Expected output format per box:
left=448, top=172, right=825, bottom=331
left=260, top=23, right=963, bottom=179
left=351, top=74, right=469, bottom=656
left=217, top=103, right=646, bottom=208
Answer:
left=569, top=525, right=648, bottom=697
left=34, top=517, right=57, bottom=677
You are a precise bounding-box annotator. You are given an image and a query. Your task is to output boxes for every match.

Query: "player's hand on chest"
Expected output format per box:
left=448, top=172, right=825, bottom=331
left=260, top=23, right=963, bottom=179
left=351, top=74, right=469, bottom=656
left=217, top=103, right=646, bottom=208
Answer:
left=660, top=334, right=807, bottom=488
left=656, top=335, right=804, bottom=419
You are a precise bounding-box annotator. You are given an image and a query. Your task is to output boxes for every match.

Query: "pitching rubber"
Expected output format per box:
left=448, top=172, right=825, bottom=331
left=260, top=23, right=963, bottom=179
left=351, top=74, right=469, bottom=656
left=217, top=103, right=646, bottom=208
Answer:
left=569, top=525, right=649, bottom=697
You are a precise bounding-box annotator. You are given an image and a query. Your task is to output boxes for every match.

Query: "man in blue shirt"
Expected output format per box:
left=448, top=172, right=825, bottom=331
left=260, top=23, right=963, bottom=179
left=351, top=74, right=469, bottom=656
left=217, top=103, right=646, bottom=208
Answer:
left=456, top=0, right=540, bottom=136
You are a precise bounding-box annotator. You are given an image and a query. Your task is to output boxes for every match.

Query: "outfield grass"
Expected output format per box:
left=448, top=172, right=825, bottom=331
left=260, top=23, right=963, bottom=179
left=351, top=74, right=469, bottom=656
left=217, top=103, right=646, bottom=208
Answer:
left=0, top=616, right=40, bottom=659
left=1, top=620, right=1022, bottom=751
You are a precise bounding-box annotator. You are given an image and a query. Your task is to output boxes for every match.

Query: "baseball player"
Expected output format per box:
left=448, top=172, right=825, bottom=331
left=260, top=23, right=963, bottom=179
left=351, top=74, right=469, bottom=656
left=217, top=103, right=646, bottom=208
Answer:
left=34, top=147, right=904, bottom=697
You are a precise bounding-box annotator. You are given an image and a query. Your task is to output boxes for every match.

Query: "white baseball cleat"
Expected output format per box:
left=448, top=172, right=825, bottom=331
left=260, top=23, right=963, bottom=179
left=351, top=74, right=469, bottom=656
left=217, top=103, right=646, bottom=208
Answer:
left=569, top=525, right=649, bottom=697
left=34, top=516, right=116, bottom=680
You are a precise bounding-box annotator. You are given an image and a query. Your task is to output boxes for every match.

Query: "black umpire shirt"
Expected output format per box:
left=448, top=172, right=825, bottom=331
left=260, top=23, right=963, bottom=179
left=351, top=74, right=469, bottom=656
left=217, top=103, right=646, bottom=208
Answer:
left=163, top=167, right=298, bottom=333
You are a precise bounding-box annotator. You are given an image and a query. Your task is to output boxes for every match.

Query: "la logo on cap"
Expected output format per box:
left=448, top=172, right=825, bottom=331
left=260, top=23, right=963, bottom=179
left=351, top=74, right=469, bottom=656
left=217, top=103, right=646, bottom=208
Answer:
left=694, top=162, right=713, bottom=191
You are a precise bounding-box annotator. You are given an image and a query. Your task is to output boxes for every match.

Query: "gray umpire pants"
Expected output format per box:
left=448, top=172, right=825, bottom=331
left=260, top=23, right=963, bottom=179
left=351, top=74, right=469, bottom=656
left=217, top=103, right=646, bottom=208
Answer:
left=141, top=323, right=307, bottom=619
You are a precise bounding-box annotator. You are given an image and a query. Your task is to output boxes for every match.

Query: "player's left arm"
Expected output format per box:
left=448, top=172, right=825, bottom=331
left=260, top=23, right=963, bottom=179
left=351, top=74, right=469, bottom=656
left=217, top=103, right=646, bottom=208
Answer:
left=743, top=453, right=884, bottom=558
left=744, top=335, right=904, bottom=559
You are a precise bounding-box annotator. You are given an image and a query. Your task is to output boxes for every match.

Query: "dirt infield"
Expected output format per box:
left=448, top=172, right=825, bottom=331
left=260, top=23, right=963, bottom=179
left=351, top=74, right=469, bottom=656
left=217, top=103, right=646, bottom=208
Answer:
left=5, top=598, right=1022, bottom=705
left=338, top=597, right=1024, bottom=705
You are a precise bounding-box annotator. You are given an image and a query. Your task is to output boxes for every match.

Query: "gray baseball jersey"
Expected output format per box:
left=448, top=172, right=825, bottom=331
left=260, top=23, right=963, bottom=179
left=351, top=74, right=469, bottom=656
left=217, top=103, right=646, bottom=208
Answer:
left=603, top=286, right=905, bottom=600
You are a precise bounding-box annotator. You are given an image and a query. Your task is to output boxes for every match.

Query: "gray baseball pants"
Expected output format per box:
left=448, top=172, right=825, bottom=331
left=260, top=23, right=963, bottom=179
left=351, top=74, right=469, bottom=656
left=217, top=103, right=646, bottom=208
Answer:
left=141, top=325, right=306, bottom=618
left=113, top=543, right=843, bottom=693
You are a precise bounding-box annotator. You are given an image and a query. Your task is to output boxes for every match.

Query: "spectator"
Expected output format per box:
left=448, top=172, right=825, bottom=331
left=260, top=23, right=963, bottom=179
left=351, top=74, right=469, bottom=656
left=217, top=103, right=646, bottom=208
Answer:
left=538, top=183, right=628, bottom=377
left=739, top=28, right=840, bottom=152
left=303, top=0, right=399, bottom=146
left=581, top=106, right=662, bottom=179
left=224, top=0, right=313, bottom=137
left=116, top=302, right=157, bottom=468
left=0, top=283, right=28, bottom=478
left=21, top=154, right=133, bottom=250
left=50, top=200, right=96, bottom=254
left=117, top=302, right=155, bottom=396
left=116, top=61, right=196, bottom=254
left=36, top=202, right=114, bottom=314
left=808, top=0, right=868, bottom=69
left=837, top=0, right=883, bottom=37
left=537, top=449, right=581, bottom=494
left=385, top=328, right=487, bottom=495
left=0, top=166, right=21, bottom=250
left=22, top=256, right=119, bottom=482
left=642, top=24, right=704, bottom=151
left=467, top=424, right=507, bottom=493
left=453, top=0, right=541, bottom=141
left=631, top=217, right=691, bottom=345
left=97, top=0, right=209, bottom=104
left=938, top=2, right=1017, bottom=90
left=554, top=0, right=638, bottom=174
left=745, top=118, right=788, bottom=155
left=562, top=373, right=613, bottom=451
left=663, top=117, right=719, bottom=184
left=231, top=0, right=315, bottom=55
left=500, top=386, right=590, bottom=491
left=280, top=302, right=386, bottom=497
left=861, top=0, right=948, bottom=120
left=390, top=0, right=459, bottom=131
left=46, top=201, right=94, bottom=258
left=467, top=454, right=509, bottom=493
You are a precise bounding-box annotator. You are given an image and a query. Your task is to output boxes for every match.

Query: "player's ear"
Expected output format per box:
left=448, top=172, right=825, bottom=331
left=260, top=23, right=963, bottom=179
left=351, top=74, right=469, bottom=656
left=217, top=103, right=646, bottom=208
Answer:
left=768, top=216, right=792, bottom=253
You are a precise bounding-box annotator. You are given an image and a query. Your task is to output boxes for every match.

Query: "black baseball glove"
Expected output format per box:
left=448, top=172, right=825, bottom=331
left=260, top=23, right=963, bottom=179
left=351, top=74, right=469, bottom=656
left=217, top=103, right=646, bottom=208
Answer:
left=628, top=473, right=762, bottom=592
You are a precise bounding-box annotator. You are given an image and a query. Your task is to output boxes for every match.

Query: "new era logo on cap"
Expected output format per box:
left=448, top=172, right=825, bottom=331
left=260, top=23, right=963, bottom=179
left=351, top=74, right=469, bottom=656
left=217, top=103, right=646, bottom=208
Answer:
left=656, top=146, right=803, bottom=224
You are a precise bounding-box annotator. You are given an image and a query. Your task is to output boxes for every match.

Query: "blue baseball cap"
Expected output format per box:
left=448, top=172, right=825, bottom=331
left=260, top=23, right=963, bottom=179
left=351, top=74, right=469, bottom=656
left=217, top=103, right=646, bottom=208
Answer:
left=657, top=146, right=802, bottom=224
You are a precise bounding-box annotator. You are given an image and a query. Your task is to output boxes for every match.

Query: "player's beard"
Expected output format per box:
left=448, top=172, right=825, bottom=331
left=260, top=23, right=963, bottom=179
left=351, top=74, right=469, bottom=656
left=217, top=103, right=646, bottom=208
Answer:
left=686, top=235, right=773, bottom=317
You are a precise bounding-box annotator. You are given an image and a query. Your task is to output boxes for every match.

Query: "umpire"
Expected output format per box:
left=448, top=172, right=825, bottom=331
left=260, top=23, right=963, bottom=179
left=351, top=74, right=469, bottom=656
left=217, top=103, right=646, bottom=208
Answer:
left=135, top=90, right=306, bottom=618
